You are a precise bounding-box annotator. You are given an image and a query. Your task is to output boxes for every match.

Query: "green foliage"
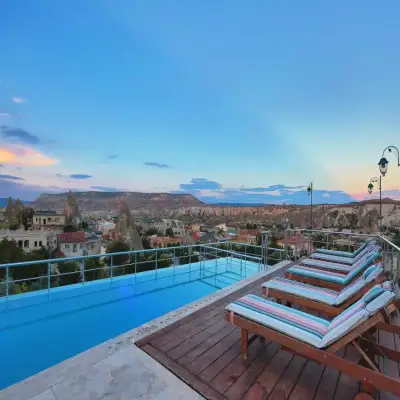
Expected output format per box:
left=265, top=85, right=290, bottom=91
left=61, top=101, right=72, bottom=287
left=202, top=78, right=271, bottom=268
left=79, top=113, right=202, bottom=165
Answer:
left=63, top=225, right=78, bottom=233
left=145, top=228, right=158, bottom=236
left=141, top=236, right=151, bottom=249
left=393, top=234, right=400, bottom=248
left=9, top=223, right=19, bottom=230
left=165, top=227, right=174, bottom=236
left=106, top=241, right=131, bottom=276
left=18, top=207, right=34, bottom=230
left=84, top=257, right=108, bottom=281
left=58, top=261, right=81, bottom=286
left=81, top=221, right=89, bottom=230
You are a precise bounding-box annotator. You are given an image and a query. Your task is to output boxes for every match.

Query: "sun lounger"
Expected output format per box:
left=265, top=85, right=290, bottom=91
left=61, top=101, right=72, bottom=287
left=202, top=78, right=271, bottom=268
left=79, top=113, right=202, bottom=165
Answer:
left=314, top=238, right=373, bottom=258
left=262, top=264, right=387, bottom=316
left=301, top=245, right=381, bottom=272
left=285, top=251, right=381, bottom=291
left=310, top=240, right=377, bottom=265
left=225, top=283, right=400, bottom=398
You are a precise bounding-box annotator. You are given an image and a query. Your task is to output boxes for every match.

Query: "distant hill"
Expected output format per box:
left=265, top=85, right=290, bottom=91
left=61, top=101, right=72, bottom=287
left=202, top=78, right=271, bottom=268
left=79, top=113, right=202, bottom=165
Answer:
left=0, top=198, right=30, bottom=208
left=30, top=191, right=204, bottom=212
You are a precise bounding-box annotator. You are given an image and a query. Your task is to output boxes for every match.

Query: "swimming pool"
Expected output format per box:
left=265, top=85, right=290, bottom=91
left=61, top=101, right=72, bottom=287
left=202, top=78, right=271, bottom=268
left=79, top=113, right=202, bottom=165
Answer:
left=0, top=257, right=261, bottom=389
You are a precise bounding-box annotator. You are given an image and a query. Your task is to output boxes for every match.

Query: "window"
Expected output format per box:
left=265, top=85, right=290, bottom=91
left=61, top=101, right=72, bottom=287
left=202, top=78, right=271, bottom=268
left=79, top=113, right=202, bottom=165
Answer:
left=80, top=243, right=84, bottom=249
left=24, top=240, right=29, bottom=248
left=73, top=244, right=77, bottom=252
left=39, top=241, right=42, bottom=247
left=64, top=244, right=70, bottom=250
left=34, top=241, right=37, bottom=247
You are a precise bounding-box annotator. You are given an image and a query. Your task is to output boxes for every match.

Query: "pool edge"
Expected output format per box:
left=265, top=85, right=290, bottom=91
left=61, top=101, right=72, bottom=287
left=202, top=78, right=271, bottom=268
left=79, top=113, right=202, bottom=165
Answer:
left=0, top=261, right=292, bottom=400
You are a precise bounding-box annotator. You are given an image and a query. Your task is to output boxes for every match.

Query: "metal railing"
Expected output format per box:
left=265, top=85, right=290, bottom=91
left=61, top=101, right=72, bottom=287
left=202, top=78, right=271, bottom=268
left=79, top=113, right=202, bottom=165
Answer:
left=0, top=240, right=284, bottom=299
left=282, top=229, right=400, bottom=281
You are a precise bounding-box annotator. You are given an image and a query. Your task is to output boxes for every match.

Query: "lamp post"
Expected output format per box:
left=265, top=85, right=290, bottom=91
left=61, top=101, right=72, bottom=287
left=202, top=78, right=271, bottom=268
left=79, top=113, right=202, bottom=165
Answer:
left=376, top=145, right=400, bottom=233
left=307, top=182, right=313, bottom=230
left=368, top=176, right=382, bottom=233
left=378, top=145, right=400, bottom=176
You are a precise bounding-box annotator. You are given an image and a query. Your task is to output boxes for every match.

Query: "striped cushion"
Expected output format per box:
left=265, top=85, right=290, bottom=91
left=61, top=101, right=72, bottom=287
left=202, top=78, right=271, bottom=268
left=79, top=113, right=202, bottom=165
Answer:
left=301, top=258, right=354, bottom=272
left=313, top=242, right=378, bottom=262
left=227, top=294, right=330, bottom=338
left=262, top=277, right=338, bottom=305
left=311, top=242, right=377, bottom=264
left=226, top=286, right=394, bottom=349
left=288, top=251, right=381, bottom=285
left=316, top=239, right=372, bottom=257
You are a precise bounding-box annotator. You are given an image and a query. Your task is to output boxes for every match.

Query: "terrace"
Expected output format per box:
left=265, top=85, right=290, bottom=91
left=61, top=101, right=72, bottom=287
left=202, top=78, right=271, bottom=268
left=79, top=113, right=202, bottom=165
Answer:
left=0, top=230, right=399, bottom=400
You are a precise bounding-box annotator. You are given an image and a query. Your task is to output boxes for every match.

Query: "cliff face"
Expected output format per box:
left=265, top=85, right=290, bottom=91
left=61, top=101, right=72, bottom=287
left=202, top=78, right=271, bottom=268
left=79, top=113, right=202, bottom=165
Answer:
left=31, top=191, right=204, bottom=211
left=30, top=191, right=400, bottom=231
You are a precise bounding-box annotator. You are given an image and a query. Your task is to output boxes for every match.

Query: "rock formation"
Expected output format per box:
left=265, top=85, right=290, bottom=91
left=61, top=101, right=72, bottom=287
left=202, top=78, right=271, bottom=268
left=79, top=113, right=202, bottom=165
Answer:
left=113, top=201, right=143, bottom=250
left=65, top=191, right=82, bottom=228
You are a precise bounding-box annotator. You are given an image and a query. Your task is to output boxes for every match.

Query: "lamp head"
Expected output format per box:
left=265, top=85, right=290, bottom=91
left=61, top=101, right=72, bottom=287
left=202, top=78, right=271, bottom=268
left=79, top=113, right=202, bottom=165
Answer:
left=368, top=183, right=373, bottom=195
left=378, top=157, right=389, bottom=176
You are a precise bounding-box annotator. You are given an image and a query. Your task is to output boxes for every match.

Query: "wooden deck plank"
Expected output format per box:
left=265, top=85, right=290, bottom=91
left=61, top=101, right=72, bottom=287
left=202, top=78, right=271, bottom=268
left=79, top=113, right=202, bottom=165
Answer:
left=159, top=312, right=225, bottom=352
left=288, top=360, right=325, bottom=400
left=267, top=355, right=307, bottom=400
left=378, top=323, right=399, bottom=400
left=180, top=324, right=235, bottom=368
left=241, top=349, right=293, bottom=399
left=333, top=347, right=361, bottom=400
left=313, top=350, right=344, bottom=400
left=167, top=318, right=228, bottom=360
left=199, top=339, right=242, bottom=383
left=224, top=341, right=280, bottom=400
left=210, top=338, right=269, bottom=394
left=185, top=328, right=240, bottom=374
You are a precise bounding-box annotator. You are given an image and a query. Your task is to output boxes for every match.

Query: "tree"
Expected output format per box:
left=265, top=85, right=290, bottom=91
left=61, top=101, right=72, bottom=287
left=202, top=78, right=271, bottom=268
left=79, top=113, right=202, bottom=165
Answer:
left=84, top=257, right=107, bottom=281
left=18, top=207, right=34, bottom=230
left=166, top=227, right=174, bottom=236
left=5, top=197, right=13, bottom=223
left=81, top=221, right=89, bottom=230
left=106, top=241, right=131, bottom=276
left=141, top=236, right=151, bottom=249
left=58, top=261, right=81, bottom=286
left=63, top=225, right=78, bottom=233
left=393, top=234, right=400, bottom=248
left=145, top=228, right=158, bottom=236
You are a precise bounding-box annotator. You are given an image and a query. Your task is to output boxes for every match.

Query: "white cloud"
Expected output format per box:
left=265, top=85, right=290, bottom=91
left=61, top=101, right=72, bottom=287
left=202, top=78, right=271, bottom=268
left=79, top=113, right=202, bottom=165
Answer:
left=0, top=112, right=12, bottom=117
left=12, top=97, right=27, bottom=104
left=322, top=193, right=330, bottom=198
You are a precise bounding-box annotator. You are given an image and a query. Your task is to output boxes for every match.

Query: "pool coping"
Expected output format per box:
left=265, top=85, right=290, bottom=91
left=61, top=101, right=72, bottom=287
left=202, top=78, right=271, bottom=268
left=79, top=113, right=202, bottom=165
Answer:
left=0, top=260, right=292, bottom=400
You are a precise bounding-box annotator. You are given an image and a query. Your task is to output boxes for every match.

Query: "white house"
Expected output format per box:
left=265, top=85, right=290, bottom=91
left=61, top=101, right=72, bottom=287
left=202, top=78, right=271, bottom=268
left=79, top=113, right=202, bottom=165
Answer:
left=33, top=210, right=66, bottom=229
left=0, top=230, right=58, bottom=252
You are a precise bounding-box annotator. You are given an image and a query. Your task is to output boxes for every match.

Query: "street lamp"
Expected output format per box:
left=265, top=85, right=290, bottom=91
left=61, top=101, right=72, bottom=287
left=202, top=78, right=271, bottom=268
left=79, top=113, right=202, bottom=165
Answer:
left=378, top=146, right=400, bottom=176
left=307, top=182, right=313, bottom=230
left=368, top=176, right=382, bottom=233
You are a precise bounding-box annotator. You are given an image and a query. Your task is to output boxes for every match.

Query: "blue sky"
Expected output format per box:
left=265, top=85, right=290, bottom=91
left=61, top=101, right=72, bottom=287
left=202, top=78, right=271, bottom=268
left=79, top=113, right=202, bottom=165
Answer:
left=1, top=0, right=400, bottom=203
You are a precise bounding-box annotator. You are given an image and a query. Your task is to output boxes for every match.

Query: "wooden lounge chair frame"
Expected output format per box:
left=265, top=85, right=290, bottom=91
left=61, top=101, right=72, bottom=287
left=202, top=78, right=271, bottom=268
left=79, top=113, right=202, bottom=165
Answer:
left=225, top=301, right=400, bottom=399
left=263, top=272, right=388, bottom=318
left=285, top=258, right=382, bottom=291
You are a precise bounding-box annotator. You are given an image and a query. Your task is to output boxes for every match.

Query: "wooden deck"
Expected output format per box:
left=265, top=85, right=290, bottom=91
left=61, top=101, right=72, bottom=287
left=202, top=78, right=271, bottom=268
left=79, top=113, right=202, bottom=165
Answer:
left=136, top=272, right=400, bottom=400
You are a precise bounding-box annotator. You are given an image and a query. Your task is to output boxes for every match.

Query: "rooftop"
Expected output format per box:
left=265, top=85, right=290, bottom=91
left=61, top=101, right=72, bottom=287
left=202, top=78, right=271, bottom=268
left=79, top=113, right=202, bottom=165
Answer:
left=57, top=231, right=86, bottom=243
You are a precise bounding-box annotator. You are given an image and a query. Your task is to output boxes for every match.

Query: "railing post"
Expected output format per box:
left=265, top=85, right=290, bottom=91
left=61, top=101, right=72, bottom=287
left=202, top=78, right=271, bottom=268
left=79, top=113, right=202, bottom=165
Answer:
left=110, top=255, right=113, bottom=279
left=81, top=258, right=85, bottom=283
left=284, top=229, right=288, bottom=260
left=5, top=267, right=9, bottom=297
left=47, top=262, right=51, bottom=290
left=155, top=250, right=158, bottom=278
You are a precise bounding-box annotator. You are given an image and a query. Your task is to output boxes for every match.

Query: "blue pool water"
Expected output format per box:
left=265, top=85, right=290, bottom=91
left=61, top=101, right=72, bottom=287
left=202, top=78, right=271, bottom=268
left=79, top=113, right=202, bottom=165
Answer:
left=0, top=257, right=261, bottom=389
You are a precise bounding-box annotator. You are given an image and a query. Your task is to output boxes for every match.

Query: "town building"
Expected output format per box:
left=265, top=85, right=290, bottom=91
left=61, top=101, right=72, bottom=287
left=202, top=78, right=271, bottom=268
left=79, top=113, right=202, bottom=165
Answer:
left=33, top=210, right=66, bottom=230
left=0, top=230, right=58, bottom=252
left=150, top=236, right=183, bottom=248
left=86, top=233, right=102, bottom=255
left=57, top=231, right=87, bottom=257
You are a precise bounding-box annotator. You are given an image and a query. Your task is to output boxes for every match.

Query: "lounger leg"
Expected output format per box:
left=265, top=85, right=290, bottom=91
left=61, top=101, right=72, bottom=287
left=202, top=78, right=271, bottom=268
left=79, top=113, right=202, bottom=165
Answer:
left=241, top=328, right=248, bottom=360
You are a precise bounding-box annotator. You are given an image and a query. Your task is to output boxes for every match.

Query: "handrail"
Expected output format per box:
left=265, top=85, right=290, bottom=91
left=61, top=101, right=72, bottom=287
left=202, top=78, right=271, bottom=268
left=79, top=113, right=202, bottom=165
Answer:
left=200, top=245, right=263, bottom=261
left=0, top=240, right=268, bottom=269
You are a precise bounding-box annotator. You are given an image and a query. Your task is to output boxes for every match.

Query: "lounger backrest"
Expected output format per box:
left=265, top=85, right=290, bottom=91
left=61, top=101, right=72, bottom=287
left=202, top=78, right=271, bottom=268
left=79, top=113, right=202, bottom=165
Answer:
left=352, top=241, right=378, bottom=262
left=320, top=282, right=395, bottom=348
left=334, top=264, right=384, bottom=305
left=343, top=250, right=381, bottom=284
